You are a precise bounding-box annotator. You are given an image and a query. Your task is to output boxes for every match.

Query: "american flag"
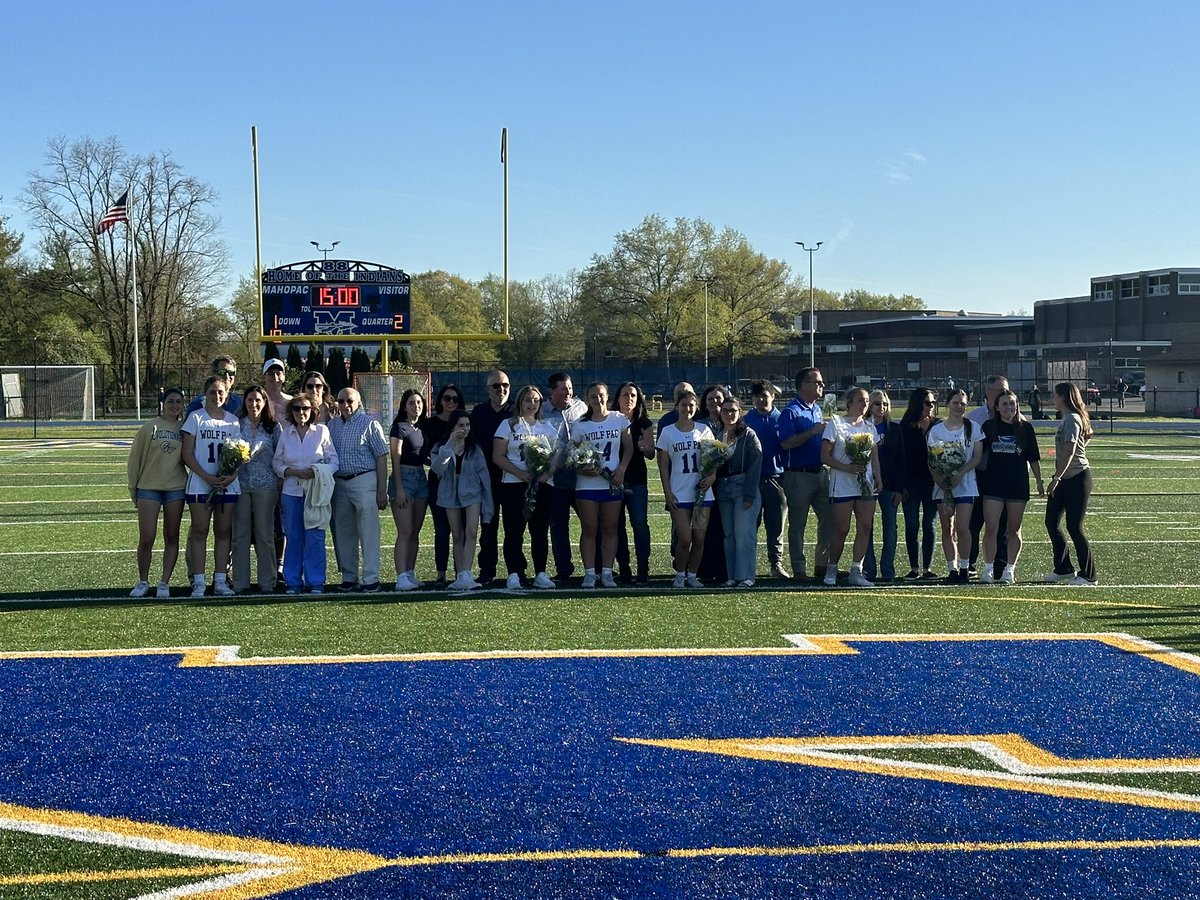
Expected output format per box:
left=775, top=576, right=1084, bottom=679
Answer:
left=95, top=190, right=129, bottom=235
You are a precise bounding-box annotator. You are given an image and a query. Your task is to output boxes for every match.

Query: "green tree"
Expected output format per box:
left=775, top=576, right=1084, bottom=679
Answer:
left=325, top=347, right=348, bottom=394
left=580, top=215, right=716, bottom=366
left=22, top=136, right=227, bottom=394
left=479, top=272, right=585, bottom=371
left=304, top=344, right=325, bottom=374
left=286, top=344, right=304, bottom=372
left=407, top=271, right=499, bottom=369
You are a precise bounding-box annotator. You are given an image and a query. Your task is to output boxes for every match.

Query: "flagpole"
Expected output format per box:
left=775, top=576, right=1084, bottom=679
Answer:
left=129, top=194, right=142, bottom=421
left=252, top=126, right=263, bottom=332
left=501, top=127, right=509, bottom=337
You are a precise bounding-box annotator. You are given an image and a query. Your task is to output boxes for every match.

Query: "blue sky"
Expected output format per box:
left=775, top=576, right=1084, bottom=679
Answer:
left=2, top=0, right=1196, bottom=314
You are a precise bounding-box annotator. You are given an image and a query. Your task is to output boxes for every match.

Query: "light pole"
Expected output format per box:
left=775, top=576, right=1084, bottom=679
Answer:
left=795, top=241, right=822, bottom=368
left=694, top=274, right=717, bottom=385
left=310, top=240, right=340, bottom=261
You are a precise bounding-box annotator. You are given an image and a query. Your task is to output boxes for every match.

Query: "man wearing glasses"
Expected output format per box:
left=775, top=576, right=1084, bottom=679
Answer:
left=777, top=367, right=833, bottom=582
left=469, top=371, right=513, bottom=586
left=186, top=356, right=243, bottom=417
left=543, top=372, right=588, bottom=581
left=329, top=389, right=389, bottom=593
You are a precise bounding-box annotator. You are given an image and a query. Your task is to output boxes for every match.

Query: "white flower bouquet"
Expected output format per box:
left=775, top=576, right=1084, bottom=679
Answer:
left=846, top=431, right=875, bottom=499
left=928, top=440, right=967, bottom=510
left=519, top=433, right=555, bottom=519
left=207, top=439, right=251, bottom=506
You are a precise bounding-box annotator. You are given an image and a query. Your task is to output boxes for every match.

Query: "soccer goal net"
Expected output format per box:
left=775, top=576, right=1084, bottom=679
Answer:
left=0, top=366, right=97, bottom=420
left=354, top=370, right=431, bottom=429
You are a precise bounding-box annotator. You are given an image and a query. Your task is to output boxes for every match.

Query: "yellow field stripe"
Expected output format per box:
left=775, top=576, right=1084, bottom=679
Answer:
left=0, top=864, right=242, bottom=886
left=0, top=802, right=389, bottom=899
left=0, top=631, right=1195, bottom=673
left=619, top=735, right=1200, bottom=814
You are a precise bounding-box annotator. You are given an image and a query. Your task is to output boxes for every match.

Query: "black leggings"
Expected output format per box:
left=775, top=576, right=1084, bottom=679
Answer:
left=903, top=497, right=938, bottom=571
left=498, top=480, right=551, bottom=577
left=1045, top=469, right=1095, bottom=581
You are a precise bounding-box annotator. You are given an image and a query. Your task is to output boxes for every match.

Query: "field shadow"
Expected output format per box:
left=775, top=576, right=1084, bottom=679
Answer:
left=1087, top=605, right=1200, bottom=654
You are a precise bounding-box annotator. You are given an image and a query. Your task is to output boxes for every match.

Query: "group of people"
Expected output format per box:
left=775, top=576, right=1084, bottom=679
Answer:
left=126, top=357, right=1098, bottom=596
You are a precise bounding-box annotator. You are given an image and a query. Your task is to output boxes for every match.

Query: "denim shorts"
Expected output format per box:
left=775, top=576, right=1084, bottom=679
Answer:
left=389, top=465, right=429, bottom=501
left=136, top=488, right=186, bottom=504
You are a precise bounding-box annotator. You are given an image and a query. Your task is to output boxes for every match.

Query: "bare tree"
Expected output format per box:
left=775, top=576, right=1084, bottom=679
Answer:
left=22, top=136, right=227, bottom=392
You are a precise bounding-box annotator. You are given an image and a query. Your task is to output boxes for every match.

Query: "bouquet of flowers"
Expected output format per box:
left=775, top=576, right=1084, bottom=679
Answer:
left=692, top=437, right=735, bottom=528
left=519, top=433, right=555, bottom=519
left=845, top=431, right=876, bottom=499
left=207, top=439, right=251, bottom=506
left=928, top=440, right=967, bottom=511
left=567, top=440, right=619, bottom=493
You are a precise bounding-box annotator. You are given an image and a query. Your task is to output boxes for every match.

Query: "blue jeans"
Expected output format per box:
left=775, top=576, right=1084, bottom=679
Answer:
left=864, top=490, right=899, bottom=581
left=547, top=479, right=576, bottom=578
left=616, top=484, right=651, bottom=578
left=280, top=493, right=327, bottom=590
left=717, top=479, right=762, bottom=582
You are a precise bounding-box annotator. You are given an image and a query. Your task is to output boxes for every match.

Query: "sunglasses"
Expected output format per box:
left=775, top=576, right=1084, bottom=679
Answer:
left=305, top=383, right=324, bottom=390
left=292, top=405, right=313, bottom=412
left=215, top=368, right=236, bottom=378
left=336, top=398, right=354, bottom=405
left=443, top=395, right=461, bottom=404
left=489, top=383, right=510, bottom=391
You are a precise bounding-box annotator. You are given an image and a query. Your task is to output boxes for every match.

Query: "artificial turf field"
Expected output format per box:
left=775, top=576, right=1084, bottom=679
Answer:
left=2, top=423, right=1200, bottom=898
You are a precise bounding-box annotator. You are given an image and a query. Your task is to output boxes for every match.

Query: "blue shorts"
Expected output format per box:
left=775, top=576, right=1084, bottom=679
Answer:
left=185, top=493, right=238, bottom=505
left=389, top=465, right=429, bottom=502
left=675, top=500, right=714, bottom=510
left=576, top=488, right=623, bottom=503
left=136, top=488, right=186, bottom=504
left=832, top=495, right=876, bottom=504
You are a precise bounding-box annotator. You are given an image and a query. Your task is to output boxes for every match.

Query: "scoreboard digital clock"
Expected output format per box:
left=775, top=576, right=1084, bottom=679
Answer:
left=260, top=260, right=412, bottom=338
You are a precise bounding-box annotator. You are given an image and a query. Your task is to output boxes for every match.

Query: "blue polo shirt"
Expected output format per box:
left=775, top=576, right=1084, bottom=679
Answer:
left=744, top=407, right=783, bottom=478
left=777, top=396, right=824, bottom=469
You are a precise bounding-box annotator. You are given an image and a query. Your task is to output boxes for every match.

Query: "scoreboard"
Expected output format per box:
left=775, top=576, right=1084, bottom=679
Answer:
left=261, top=260, right=411, bottom=339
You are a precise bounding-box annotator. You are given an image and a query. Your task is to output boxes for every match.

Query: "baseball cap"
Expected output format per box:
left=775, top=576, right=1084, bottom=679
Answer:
left=263, top=358, right=285, bottom=374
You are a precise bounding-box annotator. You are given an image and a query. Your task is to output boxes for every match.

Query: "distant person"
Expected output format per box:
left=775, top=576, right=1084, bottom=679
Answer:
left=1043, top=383, right=1097, bottom=586
left=126, top=387, right=187, bottom=599
left=231, top=385, right=280, bottom=594
left=613, top=382, right=655, bottom=585
left=422, top=384, right=465, bottom=587
left=978, top=390, right=1043, bottom=585
left=657, top=390, right=715, bottom=590
left=542, top=372, right=588, bottom=581
left=928, top=388, right=983, bottom=583
left=387, top=389, right=429, bottom=592
left=714, top=396, right=762, bottom=587
left=262, top=358, right=292, bottom=424
left=493, top=385, right=560, bottom=590
left=432, top=410, right=495, bottom=591
left=778, top=368, right=833, bottom=581
left=968, top=374, right=1009, bottom=579
left=1028, top=384, right=1042, bottom=419
left=185, top=356, right=242, bottom=417
left=744, top=380, right=789, bottom=580
left=273, top=391, right=339, bottom=595
left=899, top=389, right=939, bottom=579
left=821, top=387, right=882, bottom=588
left=469, top=370, right=513, bottom=585
left=181, top=375, right=242, bottom=598
left=331, top=387, right=389, bottom=593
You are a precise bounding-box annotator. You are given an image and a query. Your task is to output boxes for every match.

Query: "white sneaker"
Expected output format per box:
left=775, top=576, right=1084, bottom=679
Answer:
left=685, top=574, right=703, bottom=589
left=672, top=573, right=686, bottom=589
left=600, top=572, right=618, bottom=588
left=737, top=579, right=755, bottom=588
left=721, top=580, right=737, bottom=588
left=155, top=582, right=170, bottom=599
left=823, top=572, right=838, bottom=586
left=532, top=572, right=556, bottom=589
left=1044, top=572, right=1074, bottom=583
left=406, top=573, right=424, bottom=589
left=506, top=573, right=524, bottom=590
left=446, top=574, right=471, bottom=591
left=979, top=569, right=996, bottom=584
left=1067, top=576, right=1098, bottom=587
left=212, top=581, right=235, bottom=597
left=581, top=573, right=598, bottom=589
left=848, top=571, right=875, bottom=588
left=1000, top=567, right=1016, bottom=585
left=396, top=573, right=418, bottom=591
left=129, top=581, right=151, bottom=598
left=190, top=582, right=207, bottom=598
